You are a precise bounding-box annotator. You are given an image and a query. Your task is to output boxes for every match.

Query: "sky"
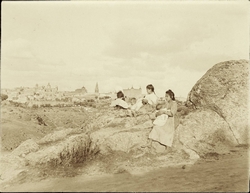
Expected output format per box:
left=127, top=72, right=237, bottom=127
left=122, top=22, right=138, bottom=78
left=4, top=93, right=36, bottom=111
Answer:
left=1, top=1, right=249, bottom=98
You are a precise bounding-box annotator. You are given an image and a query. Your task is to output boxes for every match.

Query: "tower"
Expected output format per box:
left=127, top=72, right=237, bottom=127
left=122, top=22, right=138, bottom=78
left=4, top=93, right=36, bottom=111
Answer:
left=95, top=82, right=99, bottom=93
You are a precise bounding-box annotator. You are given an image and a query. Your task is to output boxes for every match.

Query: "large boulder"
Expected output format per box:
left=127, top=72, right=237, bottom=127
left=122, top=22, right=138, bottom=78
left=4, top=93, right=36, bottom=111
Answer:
left=187, top=60, right=249, bottom=144
left=173, top=109, right=238, bottom=157
left=173, top=60, right=249, bottom=159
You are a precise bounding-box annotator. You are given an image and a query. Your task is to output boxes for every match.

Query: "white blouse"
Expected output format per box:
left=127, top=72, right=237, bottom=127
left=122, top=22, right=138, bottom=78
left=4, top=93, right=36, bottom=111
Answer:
left=144, top=93, right=158, bottom=105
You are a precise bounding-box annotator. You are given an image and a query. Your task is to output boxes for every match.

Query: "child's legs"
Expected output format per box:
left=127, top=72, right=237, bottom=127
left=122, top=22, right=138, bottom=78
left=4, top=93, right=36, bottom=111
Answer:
left=134, top=99, right=144, bottom=111
left=136, top=102, right=143, bottom=111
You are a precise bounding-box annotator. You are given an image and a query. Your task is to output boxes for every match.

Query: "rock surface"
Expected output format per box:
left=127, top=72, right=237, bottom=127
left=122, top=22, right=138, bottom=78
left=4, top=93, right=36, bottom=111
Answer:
left=0, top=129, right=98, bottom=184
left=11, top=139, right=40, bottom=157
left=25, top=134, right=96, bottom=166
left=187, top=60, right=249, bottom=144
left=91, top=127, right=151, bottom=154
left=90, top=114, right=154, bottom=154
left=173, top=109, right=238, bottom=157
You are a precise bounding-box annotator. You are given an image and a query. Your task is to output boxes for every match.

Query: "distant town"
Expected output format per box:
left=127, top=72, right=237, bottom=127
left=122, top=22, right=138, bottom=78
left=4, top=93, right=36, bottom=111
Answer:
left=0, top=83, right=151, bottom=107
left=1, top=82, right=186, bottom=108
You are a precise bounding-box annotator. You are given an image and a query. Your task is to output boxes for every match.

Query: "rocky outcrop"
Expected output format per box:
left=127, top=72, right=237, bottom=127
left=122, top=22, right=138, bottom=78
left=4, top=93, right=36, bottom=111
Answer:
left=11, top=139, right=39, bottom=157
left=0, top=129, right=98, bottom=184
left=37, top=128, right=83, bottom=145
left=91, top=118, right=153, bottom=154
left=173, top=60, right=249, bottom=158
left=25, top=134, right=97, bottom=167
left=187, top=60, right=249, bottom=144
left=17, top=129, right=99, bottom=167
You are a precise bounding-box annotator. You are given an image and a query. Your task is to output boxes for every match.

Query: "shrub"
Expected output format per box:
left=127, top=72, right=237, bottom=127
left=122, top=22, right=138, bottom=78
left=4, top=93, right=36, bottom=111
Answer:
left=1, top=94, right=8, bottom=101
left=32, top=104, right=39, bottom=109
left=54, top=104, right=63, bottom=107
left=41, top=104, right=52, bottom=108
left=74, top=101, right=86, bottom=106
left=45, top=104, right=52, bottom=107
left=11, top=101, right=21, bottom=107
left=90, top=103, right=96, bottom=108
left=177, top=105, right=193, bottom=117
left=87, top=99, right=95, bottom=103
left=175, top=99, right=185, bottom=106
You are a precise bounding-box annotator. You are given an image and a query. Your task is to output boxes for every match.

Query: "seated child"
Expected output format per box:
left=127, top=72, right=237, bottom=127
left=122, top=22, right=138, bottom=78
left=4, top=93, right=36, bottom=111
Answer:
left=110, top=91, right=129, bottom=109
left=153, top=104, right=170, bottom=126
left=133, top=84, right=158, bottom=111
left=129, top=97, right=137, bottom=110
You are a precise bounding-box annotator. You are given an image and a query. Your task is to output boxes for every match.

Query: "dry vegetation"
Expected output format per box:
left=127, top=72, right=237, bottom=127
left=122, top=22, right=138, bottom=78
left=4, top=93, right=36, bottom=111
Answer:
left=1, top=101, right=95, bottom=151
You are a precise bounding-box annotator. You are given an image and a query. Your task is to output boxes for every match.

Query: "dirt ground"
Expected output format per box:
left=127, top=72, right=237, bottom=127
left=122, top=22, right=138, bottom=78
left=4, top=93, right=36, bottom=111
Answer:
left=0, top=104, right=91, bottom=151
left=2, top=146, right=249, bottom=192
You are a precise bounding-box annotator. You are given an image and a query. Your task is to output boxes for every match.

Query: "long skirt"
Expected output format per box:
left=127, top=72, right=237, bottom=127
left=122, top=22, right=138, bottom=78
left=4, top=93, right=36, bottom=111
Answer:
left=149, top=116, right=175, bottom=147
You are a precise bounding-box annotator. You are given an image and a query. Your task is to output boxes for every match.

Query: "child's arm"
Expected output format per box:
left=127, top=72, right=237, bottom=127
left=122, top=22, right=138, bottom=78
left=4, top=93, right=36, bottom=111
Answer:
left=156, top=110, right=165, bottom=117
left=157, top=109, right=171, bottom=116
left=165, top=109, right=172, bottom=116
left=163, top=106, right=176, bottom=117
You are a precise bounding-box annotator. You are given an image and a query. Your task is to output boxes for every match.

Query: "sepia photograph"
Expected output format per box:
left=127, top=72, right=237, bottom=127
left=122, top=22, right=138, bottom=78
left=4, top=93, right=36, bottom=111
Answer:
left=0, top=0, right=249, bottom=192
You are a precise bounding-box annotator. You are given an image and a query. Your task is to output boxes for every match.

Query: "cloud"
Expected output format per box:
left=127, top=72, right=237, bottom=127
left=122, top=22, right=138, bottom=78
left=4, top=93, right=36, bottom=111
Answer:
left=104, top=19, right=211, bottom=60
left=103, top=3, right=236, bottom=60
left=103, top=3, right=248, bottom=72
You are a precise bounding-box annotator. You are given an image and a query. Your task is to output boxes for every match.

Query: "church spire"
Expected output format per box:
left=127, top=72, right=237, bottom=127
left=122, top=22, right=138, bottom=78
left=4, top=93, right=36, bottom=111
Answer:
left=95, top=82, right=99, bottom=93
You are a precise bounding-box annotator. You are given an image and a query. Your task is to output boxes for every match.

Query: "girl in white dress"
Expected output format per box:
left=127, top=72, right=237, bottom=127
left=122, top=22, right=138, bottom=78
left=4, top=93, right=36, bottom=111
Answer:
left=133, top=84, right=158, bottom=111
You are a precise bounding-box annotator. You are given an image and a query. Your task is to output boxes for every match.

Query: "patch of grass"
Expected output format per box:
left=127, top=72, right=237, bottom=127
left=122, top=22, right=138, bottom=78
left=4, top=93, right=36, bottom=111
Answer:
left=177, top=105, right=193, bottom=117
left=107, top=121, right=126, bottom=128
left=235, top=144, right=249, bottom=149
